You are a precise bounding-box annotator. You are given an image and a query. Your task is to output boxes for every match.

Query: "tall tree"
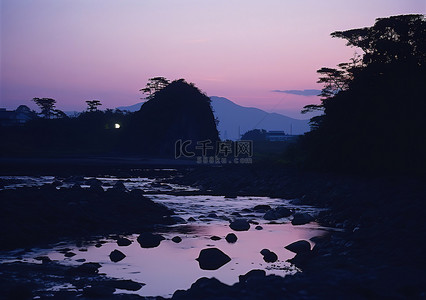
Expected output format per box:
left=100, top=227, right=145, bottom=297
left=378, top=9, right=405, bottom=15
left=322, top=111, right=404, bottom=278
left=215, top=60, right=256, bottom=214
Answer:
left=32, top=98, right=57, bottom=119
left=86, top=100, right=102, bottom=112
left=140, top=77, right=170, bottom=100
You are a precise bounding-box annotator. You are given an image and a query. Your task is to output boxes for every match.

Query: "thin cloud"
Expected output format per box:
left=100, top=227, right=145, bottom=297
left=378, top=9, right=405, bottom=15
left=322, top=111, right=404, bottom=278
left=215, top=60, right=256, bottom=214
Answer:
left=272, top=89, right=321, bottom=96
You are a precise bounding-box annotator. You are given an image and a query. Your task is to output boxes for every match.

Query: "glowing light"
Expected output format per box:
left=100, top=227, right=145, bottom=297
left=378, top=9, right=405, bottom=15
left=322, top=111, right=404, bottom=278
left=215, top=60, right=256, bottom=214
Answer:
left=114, top=123, right=120, bottom=129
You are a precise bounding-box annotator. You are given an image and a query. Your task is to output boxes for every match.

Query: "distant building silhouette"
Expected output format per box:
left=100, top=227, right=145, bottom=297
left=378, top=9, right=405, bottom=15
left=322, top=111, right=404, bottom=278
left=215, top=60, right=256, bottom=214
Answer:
left=0, top=105, right=36, bottom=127
left=265, top=130, right=298, bottom=142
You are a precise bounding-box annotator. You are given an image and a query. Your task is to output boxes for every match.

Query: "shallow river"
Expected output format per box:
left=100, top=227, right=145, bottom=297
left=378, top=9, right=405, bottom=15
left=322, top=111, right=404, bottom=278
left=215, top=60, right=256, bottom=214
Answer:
left=0, top=175, right=329, bottom=298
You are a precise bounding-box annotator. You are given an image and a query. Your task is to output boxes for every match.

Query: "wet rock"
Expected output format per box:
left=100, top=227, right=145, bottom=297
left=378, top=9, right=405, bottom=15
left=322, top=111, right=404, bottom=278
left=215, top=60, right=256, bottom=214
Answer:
left=137, top=233, right=165, bottom=248
left=105, top=279, right=145, bottom=291
left=34, top=256, right=51, bottom=264
left=260, top=249, right=278, bottom=263
left=95, top=243, right=102, bottom=248
left=113, top=180, right=126, bottom=191
left=264, top=207, right=292, bottom=220
left=172, top=236, right=182, bottom=243
left=207, top=213, right=218, bottom=218
left=83, top=285, right=115, bottom=297
left=253, top=204, right=271, bottom=212
left=291, top=212, right=314, bottom=225
left=64, top=252, right=76, bottom=258
left=52, top=180, right=63, bottom=187
left=109, top=249, right=126, bottom=262
left=76, top=258, right=86, bottom=262
left=85, top=178, right=102, bottom=188
left=187, top=217, right=196, bottom=222
left=229, top=219, right=250, bottom=231
left=117, top=237, right=132, bottom=246
left=239, top=269, right=266, bottom=283
left=210, top=236, right=221, bottom=241
left=255, top=225, right=263, bottom=230
left=285, top=240, right=311, bottom=254
left=74, top=262, right=101, bottom=274
left=196, top=248, right=231, bottom=270
left=231, top=212, right=242, bottom=217
left=170, top=216, right=187, bottom=224
left=225, top=233, right=238, bottom=243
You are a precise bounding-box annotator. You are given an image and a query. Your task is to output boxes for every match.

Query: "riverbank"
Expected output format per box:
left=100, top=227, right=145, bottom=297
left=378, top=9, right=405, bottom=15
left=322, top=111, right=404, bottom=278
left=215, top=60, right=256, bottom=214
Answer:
left=166, top=165, right=426, bottom=299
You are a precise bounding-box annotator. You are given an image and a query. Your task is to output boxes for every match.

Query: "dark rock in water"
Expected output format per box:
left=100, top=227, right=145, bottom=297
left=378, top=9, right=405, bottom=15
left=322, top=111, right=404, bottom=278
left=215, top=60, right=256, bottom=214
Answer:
left=113, top=180, right=126, bottom=191
left=117, top=237, right=132, bottom=246
left=225, top=233, right=238, bottom=243
left=76, top=258, right=86, bottom=262
left=170, top=216, right=187, bottom=224
left=173, top=277, right=231, bottom=299
left=83, top=285, right=115, bottom=297
left=253, top=204, right=271, bottom=211
left=89, top=184, right=103, bottom=193
left=224, top=194, right=237, bottom=198
left=172, top=236, right=182, bottom=243
left=109, top=249, right=126, bottom=262
left=284, top=240, right=311, bottom=254
left=231, top=212, right=242, bottom=217
left=291, top=212, right=314, bottom=225
left=74, top=262, right=102, bottom=274
left=255, top=225, right=263, bottom=230
left=85, top=178, right=102, bottom=187
left=64, top=252, right=76, bottom=258
left=137, top=233, right=165, bottom=248
left=196, top=248, right=231, bottom=270
left=229, top=219, right=250, bottom=231
left=105, top=279, right=145, bottom=291
left=95, top=243, right=102, bottom=248
left=210, top=236, right=221, bottom=241
left=239, top=269, right=266, bottom=283
left=264, top=207, right=292, bottom=220
left=260, top=249, right=278, bottom=263
left=207, top=213, right=218, bottom=218
left=34, top=256, right=51, bottom=264
left=187, top=217, right=196, bottom=222
left=52, top=180, right=63, bottom=187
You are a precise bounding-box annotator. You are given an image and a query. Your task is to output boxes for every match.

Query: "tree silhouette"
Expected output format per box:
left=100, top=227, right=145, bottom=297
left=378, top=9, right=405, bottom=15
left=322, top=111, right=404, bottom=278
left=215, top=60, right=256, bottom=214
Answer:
left=301, top=14, right=426, bottom=173
left=86, top=100, right=102, bottom=112
left=32, top=98, right=57, bottom=119
left=140, top=77, right=170, bottom=100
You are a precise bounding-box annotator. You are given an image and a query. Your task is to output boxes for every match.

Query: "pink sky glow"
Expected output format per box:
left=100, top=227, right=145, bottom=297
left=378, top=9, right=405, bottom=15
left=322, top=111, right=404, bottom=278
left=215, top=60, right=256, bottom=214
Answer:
left=1, top=0, right=425, bottom=118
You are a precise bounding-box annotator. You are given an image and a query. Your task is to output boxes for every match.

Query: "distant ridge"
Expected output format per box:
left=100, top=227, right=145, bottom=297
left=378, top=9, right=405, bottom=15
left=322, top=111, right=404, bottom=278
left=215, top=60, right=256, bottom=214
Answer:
left=117, top=96, right=310, bottom=140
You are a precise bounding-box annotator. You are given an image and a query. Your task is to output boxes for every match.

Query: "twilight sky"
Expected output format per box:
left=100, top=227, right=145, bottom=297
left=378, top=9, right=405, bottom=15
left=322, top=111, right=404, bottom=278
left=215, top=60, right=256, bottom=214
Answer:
left=1, top=1, right=425, bottom=118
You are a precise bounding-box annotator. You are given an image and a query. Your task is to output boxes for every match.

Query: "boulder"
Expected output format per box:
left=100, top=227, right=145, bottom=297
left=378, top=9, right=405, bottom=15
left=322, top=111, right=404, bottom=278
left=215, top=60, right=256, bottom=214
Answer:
left=74, top=262, right=102, bottom=275
left=253, top=205, right=271, bottom=212
left=225, top=233, right=238, bottom=243
left=260, top=249, right=278, bottom=263
left=105, top=279, right=145, bottom=291
left=83, top=285, right=115, bottom=298
left=137, top=233, right=165, bottom=248
left=113, top=180, right=126, bottom=191
left=229, top=219, right=250, bottom=231
left=109, top=249, right=126, bottom=262
left=187, top=217, right=196, bottom=222
left=196, top=248, right=231, bottom=270
left=210, top=236, right=221, bottom=241
left=207, top=213, right=218, bottom=218
left=255, top=225, right=263, bottom=230
left=284, top=240, right=311, bottom=254
left=291, top=213, right=314, bottom=225
left=172, top=236, right=182, bottom=243
left=64, top=252, right=76, bottom=258
left=239, top=269, right=266, bottom=283
left=264, top=207, right=292, bottom=220
left=117, top=237, right=132, bottom=247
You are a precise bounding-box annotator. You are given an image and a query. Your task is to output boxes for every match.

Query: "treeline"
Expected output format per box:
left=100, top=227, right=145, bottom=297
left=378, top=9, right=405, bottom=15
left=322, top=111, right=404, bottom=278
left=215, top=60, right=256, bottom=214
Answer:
left=0, top=78, right=218, bottom=157
left=288, top=14, right=426, bottom=174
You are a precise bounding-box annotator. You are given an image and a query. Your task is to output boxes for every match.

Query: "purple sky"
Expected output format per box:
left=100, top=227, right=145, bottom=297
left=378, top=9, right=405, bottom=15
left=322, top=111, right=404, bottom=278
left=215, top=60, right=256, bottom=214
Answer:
left=1, top=1, right=424, bottom=118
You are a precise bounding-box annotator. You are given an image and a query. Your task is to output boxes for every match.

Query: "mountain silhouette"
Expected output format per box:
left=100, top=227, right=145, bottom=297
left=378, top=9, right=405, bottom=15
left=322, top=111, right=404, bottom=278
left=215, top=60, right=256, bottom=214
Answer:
left=118, top=97, right=310, bottom=140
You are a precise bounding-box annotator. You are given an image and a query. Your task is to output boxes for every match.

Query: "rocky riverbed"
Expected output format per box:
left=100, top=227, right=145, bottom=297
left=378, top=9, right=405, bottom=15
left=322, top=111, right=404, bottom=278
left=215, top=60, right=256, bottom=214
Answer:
left=1, top=165, right=425, bottom=299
